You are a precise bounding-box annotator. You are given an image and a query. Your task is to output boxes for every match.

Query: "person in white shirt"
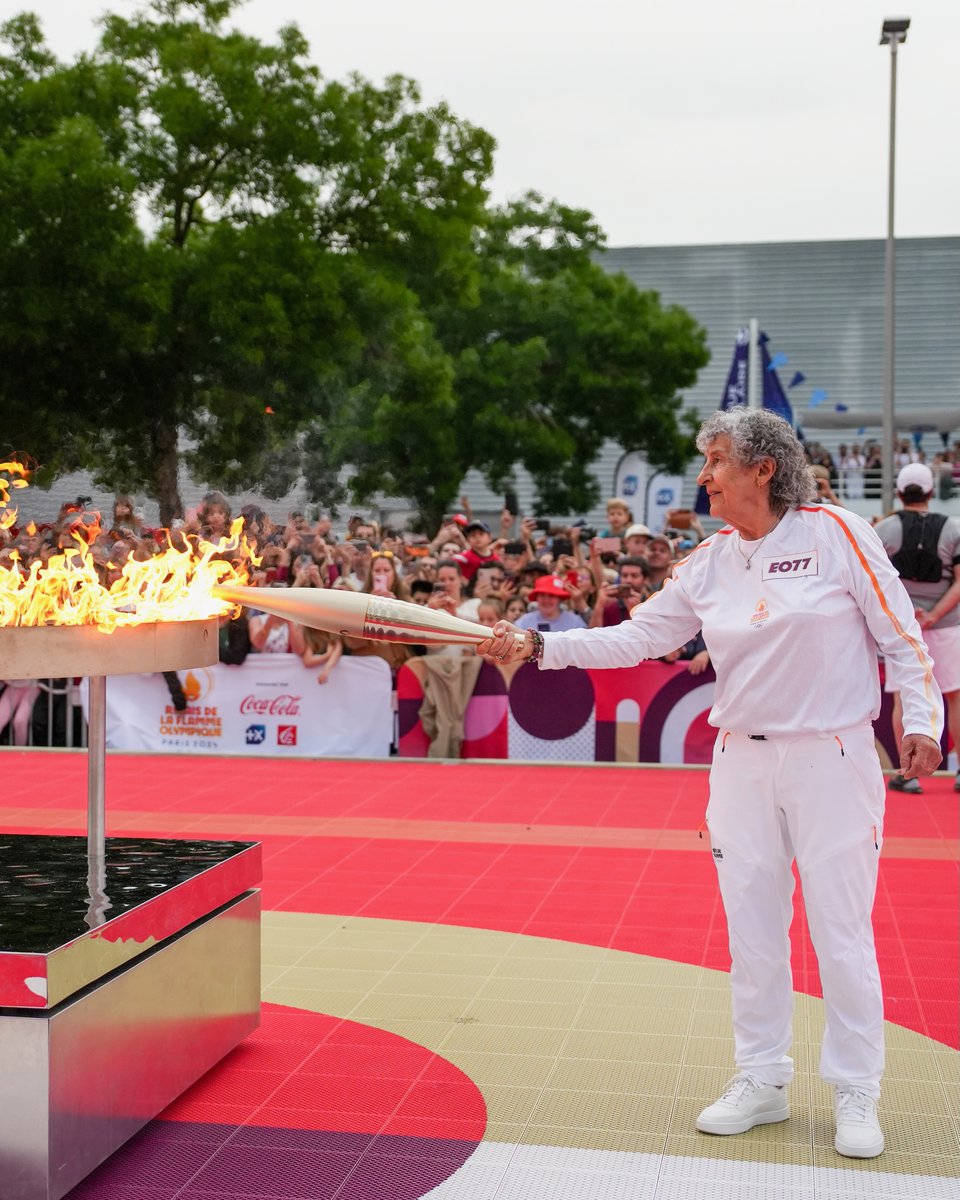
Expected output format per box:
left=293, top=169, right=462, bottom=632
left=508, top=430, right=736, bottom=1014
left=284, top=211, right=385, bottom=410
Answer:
left=480, top=407, right=942, bottom=1161
left=840, top=444, right=867, bottom=500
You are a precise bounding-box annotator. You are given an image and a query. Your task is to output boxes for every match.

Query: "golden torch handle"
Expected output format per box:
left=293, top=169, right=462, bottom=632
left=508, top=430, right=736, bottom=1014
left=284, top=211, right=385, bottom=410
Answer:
left=213, top=584, right=492, bottom=647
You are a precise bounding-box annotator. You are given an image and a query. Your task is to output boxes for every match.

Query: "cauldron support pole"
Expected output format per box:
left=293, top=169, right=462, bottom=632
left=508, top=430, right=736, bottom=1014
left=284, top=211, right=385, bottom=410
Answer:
left=87, top=675, right=106, bottom=863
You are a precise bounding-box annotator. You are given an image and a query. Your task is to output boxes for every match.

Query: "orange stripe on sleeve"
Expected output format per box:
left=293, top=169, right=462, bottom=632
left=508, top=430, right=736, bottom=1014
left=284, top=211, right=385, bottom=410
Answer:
left=798, top=505, right=939, bottom=738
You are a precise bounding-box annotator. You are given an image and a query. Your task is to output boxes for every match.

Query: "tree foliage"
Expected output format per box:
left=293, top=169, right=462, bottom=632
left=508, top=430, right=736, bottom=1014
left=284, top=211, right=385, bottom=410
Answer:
left=0, top=0, right=708, bottom=526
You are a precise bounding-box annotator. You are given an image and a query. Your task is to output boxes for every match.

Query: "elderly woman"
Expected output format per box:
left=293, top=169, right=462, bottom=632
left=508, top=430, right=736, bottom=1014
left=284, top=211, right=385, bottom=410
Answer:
left=480, top=407, right=943, bottom=1160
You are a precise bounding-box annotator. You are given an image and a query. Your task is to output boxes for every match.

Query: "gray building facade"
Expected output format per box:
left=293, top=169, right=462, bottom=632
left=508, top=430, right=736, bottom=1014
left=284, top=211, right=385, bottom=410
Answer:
left=24, top=236, right=960, bottom=530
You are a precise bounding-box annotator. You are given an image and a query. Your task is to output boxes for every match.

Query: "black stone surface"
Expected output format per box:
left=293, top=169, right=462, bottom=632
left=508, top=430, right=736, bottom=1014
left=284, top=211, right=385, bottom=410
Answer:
left=0, top=835, right=256, bottom=954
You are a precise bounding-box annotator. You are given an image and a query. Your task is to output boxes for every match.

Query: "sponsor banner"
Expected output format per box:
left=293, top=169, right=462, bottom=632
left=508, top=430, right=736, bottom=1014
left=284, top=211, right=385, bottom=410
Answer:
left=646, top=472, right=686, bottom=535
left=612, top=450, right=649, bottom=520
left=91, top=655, right=393, bottom=757
left=398, top=658, right=719, bottom=764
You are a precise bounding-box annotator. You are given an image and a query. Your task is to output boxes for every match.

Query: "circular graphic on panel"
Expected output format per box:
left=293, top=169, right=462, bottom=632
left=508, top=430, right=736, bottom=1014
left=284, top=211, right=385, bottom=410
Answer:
left=69, top=1002, right=486, bottom=1200
left=509, top=663, right=594, bottom=740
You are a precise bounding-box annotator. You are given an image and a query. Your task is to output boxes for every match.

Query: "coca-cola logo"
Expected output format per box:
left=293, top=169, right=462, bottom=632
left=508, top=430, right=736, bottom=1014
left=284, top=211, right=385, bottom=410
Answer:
left=239, top=694, right=302, bottom=716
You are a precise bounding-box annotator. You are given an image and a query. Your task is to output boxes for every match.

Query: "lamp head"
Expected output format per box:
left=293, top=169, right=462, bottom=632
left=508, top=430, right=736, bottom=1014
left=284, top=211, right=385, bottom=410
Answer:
left=880, top=17, right=910, bottom=45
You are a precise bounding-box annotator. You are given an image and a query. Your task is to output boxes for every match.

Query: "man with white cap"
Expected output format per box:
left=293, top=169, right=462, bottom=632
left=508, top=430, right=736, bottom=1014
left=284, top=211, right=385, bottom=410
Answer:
left=875, top=462, right=960, bottom=792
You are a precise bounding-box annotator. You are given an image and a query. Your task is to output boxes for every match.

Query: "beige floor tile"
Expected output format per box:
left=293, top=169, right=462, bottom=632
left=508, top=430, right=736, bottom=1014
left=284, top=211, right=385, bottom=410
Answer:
left=520, top=1123, right=667, bottom=1155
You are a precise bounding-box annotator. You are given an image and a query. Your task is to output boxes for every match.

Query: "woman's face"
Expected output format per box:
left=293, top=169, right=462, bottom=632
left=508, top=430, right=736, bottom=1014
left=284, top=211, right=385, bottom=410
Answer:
left=371, top=558, right=396, bottom=593
left=206, top=505, right=228, bottom=531
left=696, top=435, right=773, bottom=532
left=505, top=597, right=526, bottom=622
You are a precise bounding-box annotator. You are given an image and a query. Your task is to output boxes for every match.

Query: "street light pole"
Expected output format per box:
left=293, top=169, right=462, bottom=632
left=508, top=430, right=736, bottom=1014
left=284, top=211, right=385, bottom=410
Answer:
left=880, top=17, right=910, bottom=513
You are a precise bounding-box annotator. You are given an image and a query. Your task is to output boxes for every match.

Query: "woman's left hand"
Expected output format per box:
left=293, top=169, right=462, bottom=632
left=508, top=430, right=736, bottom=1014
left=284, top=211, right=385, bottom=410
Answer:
left=898, top=733, right=943, bottom=780
left=477, top=620, right=531, bottom=664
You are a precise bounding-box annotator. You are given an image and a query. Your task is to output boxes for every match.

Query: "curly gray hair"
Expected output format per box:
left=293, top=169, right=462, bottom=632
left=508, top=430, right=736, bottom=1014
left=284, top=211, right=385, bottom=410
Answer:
left=696, top=408, right=816, bottom=514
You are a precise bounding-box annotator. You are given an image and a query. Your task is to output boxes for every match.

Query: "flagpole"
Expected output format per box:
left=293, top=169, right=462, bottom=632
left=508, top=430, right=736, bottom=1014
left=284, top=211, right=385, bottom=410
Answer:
left=747, top=318, right=760, bottom=409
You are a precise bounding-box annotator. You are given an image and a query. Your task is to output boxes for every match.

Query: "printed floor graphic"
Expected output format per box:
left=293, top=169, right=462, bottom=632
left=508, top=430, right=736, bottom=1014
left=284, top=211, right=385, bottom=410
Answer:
left=1, top=752, right=957, bottom=1199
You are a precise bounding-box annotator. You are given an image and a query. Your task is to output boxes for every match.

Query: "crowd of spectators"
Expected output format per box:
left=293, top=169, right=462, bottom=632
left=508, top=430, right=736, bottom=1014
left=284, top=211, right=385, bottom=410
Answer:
left=807, top=438, right=960, bottom=502
left=3, top=431, right=957, bottom=745
left=0, top=489, right=715, bottom=743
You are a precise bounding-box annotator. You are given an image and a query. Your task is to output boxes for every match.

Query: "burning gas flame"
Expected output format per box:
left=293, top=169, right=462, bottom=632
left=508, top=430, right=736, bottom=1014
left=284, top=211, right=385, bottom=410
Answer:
left=0, top=464, right=253, bottom=631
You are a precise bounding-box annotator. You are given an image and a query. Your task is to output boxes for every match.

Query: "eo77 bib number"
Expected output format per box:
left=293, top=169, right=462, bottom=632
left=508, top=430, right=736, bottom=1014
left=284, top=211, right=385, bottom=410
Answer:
left=761, top=551, right=819, bottom=580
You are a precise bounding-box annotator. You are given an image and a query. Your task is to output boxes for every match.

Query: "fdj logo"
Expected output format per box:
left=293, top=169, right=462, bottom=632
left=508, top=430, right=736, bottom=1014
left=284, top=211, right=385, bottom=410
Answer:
left=245, top=724, right=266, bottom=745
left=656, top=488, right=674, bottom=505
left=277, top=725, right=298, bottom=746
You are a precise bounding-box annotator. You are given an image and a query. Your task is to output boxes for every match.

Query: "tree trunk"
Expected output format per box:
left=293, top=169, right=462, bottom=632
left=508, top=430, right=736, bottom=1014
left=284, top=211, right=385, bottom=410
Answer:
left=151, top=419, right=182, bottom=527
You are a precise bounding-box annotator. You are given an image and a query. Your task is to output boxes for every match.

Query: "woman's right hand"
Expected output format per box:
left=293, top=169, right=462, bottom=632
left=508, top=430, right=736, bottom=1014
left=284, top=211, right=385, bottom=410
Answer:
left=477, top=620, right=531, bottom=664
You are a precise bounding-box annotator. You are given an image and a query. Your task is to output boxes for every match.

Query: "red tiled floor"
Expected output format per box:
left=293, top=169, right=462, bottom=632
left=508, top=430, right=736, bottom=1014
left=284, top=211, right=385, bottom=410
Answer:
left=1, top=751, right=957, bottom=1049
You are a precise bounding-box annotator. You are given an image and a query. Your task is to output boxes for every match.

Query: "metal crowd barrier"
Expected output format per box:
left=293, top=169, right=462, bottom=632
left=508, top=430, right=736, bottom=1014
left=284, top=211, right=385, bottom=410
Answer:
left=0, top=678, right=87, bottom=748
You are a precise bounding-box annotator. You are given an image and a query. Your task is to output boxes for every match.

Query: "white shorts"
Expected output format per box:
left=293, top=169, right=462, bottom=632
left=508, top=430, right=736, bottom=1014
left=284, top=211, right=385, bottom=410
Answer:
left=885, top=623, right=960, bottom=695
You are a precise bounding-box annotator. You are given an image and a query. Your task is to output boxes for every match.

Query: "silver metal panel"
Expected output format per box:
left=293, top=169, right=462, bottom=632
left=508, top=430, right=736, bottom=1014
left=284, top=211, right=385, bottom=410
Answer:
left=0, top=619, right=218, bottom=682
left=0, top=1015, right=51, bottom=1199
left=0, top=890, right=261, bottom=1200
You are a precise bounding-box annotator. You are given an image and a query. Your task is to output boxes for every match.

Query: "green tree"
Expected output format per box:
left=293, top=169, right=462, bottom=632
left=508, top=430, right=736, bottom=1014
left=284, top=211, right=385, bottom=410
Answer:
left=0, top=1, right=707, bottom=528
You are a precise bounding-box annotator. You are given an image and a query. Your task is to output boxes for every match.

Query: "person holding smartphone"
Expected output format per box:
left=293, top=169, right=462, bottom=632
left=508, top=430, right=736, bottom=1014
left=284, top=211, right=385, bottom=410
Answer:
left=589, top=557, right=650, bottom=627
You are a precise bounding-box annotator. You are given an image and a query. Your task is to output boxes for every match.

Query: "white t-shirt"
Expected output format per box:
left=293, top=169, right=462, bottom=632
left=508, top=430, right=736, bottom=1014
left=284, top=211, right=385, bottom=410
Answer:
left=516, top=609, right=586, bottom=633
left=540, top=506, right=942, bottom=741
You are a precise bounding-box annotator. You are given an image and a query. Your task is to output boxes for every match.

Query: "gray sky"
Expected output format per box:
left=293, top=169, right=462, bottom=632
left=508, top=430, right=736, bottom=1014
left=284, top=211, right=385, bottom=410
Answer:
left=15, top=0, right=960, bottom=247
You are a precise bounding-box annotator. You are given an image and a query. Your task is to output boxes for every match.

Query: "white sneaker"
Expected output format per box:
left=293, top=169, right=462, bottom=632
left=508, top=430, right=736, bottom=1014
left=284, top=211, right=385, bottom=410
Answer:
left=834, top=1087, right=884, bottom=1158
left=696, top=1073, right=790, bottom=1135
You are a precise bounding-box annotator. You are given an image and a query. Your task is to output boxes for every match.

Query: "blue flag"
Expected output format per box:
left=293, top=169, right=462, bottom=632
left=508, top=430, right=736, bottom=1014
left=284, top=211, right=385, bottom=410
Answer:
left=760, top=339, right=794, bottom=425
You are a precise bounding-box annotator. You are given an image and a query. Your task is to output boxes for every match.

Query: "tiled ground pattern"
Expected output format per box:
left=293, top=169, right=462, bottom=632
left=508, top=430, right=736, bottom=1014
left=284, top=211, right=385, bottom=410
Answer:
left=0, top=751, right=957, bottom=1199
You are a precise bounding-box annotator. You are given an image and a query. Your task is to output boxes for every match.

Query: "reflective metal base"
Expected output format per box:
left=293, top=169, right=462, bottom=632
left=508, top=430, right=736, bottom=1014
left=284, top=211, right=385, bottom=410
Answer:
left=0, top=890, right=261, bottom=1200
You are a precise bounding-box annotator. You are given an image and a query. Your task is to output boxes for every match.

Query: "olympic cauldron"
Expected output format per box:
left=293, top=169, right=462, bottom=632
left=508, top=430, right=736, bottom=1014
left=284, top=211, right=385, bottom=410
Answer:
left=0, top=497, right=261, bottom=1200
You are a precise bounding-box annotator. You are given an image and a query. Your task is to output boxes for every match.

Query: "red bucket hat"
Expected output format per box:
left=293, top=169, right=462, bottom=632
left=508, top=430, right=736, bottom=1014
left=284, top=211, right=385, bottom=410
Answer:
left=529, top=574, right=570, bottom=598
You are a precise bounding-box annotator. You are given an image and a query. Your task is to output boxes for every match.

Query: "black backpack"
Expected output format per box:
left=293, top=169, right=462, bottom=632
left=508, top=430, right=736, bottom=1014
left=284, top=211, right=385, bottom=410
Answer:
left=890, top=510, right=948, bottom=583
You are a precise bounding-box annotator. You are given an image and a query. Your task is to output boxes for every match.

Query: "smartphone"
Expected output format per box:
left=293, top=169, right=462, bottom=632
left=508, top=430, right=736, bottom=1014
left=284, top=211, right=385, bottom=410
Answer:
left=265, top=567, right=278, bottom=584
left=504, top=489, right=519, bottom=516
left=552, top=536, right=573, bottom=558
left=666, top=509, right=693, bottom=530
left=592, top=536, right=622, bottom=555
left=565, top=570, right=579, bottom=588
left=534, top=518, right=551, bottom=532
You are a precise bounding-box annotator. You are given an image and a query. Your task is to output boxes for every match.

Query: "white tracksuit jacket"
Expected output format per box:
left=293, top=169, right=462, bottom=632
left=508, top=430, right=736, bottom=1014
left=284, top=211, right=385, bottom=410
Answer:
left=541, top=505, right=942, bottom=743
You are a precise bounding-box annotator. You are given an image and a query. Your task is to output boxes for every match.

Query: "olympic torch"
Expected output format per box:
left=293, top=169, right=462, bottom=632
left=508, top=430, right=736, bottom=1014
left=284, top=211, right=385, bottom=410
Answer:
left=213, top=583, right=516, bottom=650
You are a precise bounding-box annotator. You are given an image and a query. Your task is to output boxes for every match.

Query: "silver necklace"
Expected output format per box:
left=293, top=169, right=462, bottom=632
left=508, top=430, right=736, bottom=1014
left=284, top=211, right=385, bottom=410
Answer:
left=736, top=517, right=781, bottom=570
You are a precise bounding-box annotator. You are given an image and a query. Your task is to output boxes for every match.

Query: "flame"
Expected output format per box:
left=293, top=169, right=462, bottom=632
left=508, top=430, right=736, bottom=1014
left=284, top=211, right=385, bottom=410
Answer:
left=0, top=464, right=254, bottom=631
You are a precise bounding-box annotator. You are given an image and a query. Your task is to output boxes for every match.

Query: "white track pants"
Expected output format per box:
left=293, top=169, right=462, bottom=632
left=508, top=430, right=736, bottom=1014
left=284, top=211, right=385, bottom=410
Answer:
left=706, top=726, right=886, bottom=1097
